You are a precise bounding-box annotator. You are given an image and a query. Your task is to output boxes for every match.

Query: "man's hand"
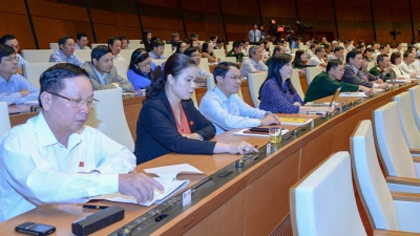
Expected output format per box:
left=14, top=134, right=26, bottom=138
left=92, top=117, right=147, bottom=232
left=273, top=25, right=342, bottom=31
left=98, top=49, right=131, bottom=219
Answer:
left=359, top=86, right=373, bottom=95
left=118, top=173, right=164, bottom=204
left=260, top=114, right=281, bottom=126
left=20, top=90, right=29, bottom=97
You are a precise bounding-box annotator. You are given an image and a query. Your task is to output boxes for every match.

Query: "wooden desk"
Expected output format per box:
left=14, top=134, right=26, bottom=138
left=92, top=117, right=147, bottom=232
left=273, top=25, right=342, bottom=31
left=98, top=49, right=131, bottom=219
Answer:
left=1, top=83, right=418, bottom=236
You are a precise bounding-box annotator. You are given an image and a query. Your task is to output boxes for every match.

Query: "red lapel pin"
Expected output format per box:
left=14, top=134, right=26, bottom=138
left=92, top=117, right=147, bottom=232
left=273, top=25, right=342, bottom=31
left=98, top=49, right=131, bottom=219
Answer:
left=189, top=121, right=194, bottom=126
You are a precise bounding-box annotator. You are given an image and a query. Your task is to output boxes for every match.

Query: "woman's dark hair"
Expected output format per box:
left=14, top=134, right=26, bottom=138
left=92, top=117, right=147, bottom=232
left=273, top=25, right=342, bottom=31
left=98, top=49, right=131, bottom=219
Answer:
left=142, top=30, right=151, bottom=43
left=201, top=42, right=213, bottom=56
left=175, top=40, right=189, bottom=54
left=183, top=47, right=199, bottom=58
left=258, top=53, right=294, bottom=99
left=129, top=48, right=151, bottom=77
left=293, top=49, right=305, bottom=64
left=390, top=52, right=401, bottom=65
left=145, top=54, right=197, bottom=102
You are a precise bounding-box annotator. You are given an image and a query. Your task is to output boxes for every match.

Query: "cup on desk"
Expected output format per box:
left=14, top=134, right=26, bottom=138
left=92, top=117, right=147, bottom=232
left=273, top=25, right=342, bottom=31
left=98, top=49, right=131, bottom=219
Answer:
left=269, top=127, right=283, bottom=144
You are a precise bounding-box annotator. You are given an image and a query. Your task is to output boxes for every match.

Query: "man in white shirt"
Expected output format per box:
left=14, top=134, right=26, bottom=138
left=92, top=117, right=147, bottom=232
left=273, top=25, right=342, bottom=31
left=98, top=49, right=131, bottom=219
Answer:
left=240, top=46, right=268, bottom=77
left=81, top=45, right=133, bottom=92
left=399, top=51, right=417, bottom=78
left=0, top=34, right=27, bottom=69
left=306, top=43, right=317, bottom=61
left=199, top=62, right=280, bottom=134
left=148, top=40, right=166, bottom=60
left=0, top=63, right=162, bottom=222
left=328, top=46, right=344, bottom=62
left=307, top=47, right=327, bottom=67
left=75, top=33, right=90, bottom=50
left=108, top=37, right=124, bottom=61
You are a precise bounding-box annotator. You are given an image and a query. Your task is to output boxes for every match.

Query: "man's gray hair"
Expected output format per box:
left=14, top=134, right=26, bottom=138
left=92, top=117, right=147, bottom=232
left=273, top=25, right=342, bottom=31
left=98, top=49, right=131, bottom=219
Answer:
left=249, top=46, right=259, bottom=56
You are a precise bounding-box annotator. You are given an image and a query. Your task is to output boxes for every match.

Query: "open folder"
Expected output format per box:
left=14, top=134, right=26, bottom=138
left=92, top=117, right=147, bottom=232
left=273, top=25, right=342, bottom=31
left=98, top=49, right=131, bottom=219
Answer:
left=93, top=164, right=204, bottom=207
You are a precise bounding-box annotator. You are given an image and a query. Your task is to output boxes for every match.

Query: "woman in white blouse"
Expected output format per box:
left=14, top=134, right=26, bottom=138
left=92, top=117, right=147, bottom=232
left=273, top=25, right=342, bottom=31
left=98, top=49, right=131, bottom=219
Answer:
left=390, top=52, right=412, bottom=82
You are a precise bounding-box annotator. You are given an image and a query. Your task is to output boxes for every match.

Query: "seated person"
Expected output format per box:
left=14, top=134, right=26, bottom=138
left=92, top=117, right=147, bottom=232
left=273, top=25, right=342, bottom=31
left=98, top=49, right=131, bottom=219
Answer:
left=0, top=45, right=39, bottom=105
left=399, top=51, right=417, bottom=78
left=119, top=36, right=128, bottom=49
left=363, top=47, right=374, bottom=62
left=241, top=39, right=250, bottom=56
left=201, top=42, right=217, bottom=63
left=167, top=32, right=180, bottom=51
left=184, top=47, right=209, bottom=83
left=390, top=52, right=412, bottom=82
left=174, top=40, right=189, bottom=54
left=75, top=33, right=90, bottom=50
left=81, top=45, right=133, bottom=92
left=307, top=47, right=327, bottom=67
left=127, top=48, right=156, bottom=90
left=215, top=38, right=225, bottom=50
left=49, top=36, right=84, bottom=66
left=342, top=49, right=387, bottom=89
left=328, top=46, right=344, bottom=62
left=360, top=55, right=381, bottom=82
left=226, top=41, right=245, bottom=63
left=306, top=43, right=317, bottom=60
left=292, top=49, right=310, bottom=68
left=0, top=34, right=27, bottom=69
left=142, top=30, right=152, bottom=52
left=148, top=40, right=166, bottom=60
left=208, top=34, right=218, bottom=49
left=304, top=60, right=372, bottom=103
left=0, top=63, right=162, bottom=222
left=259, top=54, right=333, bottom=113
left=199, top=62, right=280, bottom=135
left=134, top=54, right=257, bottom=164
left=240, top=46, right=268, bottom=77
left=369, top=54, right=391, bottom=82
left=108, top=38, right=124, bottom=61
left=411, top=53, right=420, bottom=71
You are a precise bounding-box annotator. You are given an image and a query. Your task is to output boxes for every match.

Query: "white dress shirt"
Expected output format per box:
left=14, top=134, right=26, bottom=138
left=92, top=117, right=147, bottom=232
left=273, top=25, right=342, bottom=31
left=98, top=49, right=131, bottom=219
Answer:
left=307, top=55, right=323, bottom=66
left=240, top=58, right=268, bottom=77
left=0, top=112, right=135, bottom=221
left=199, top=86, right=267, bottom=134
left=410, top=59, right=420, bottom=72
left=75, top=44, right=91, bottom=50
left=113, top=53, right=125, bottom=61
left=392, top=64, right=411, bottom=81
left=399, top=60, right=416, bottom=74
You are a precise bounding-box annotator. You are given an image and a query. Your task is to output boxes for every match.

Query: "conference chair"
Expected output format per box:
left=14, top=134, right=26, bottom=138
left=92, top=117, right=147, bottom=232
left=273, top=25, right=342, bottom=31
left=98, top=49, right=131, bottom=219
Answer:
left=290, top=152, right=367, bottom=236
left=409, top=86, right=420, bottom=130
left=226, top=44, right=232, bottom=53
left=248, top=71, right=268, bottom=108
left=351, top=120, right=420, bottom=234
left=305, top=66, right=323, bottom=85
left=91, top=43, right=107, bottom=49
left=85, top=87, right=134, bottom=152
left=0, top=102, right=11, bottom=139
left=75, top=50, right=91, bottom=62
left=367, top=61, right=375, bottom=71
left=291, top=69, right=305, bottom=99
left=218, top=57, right=236, bottom=63
left=128, top=39, right=142, bottom=44
left=113, top=60, right=129, bottom=80
left=213, top=49, right=226, bottom=59
left=163, top=46, right=174, bottom=58
left=21, top=49, right=53, bottom=63
left=373, top=101, right=420, bottom=191
left=119, top=49, right=135, bottom=61
left=199, top=58, right=210, bottom=73
left=152, top=59, right=166, bottom=66
left=393, top=92, right=420, bottom=149
left=49, top=43, right=59, bottom=50
left=23, top=62, right=58, bottom=89
left=127, top=43, right=145, bottom=49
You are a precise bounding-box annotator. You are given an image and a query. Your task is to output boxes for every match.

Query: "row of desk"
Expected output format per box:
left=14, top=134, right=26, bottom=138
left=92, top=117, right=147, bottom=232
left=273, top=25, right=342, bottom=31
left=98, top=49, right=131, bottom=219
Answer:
left=2, top=83, right=417, bottom=235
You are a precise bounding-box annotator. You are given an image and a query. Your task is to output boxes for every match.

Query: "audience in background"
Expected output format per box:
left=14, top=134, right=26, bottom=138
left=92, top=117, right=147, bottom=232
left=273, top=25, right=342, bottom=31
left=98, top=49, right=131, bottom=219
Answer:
left=175, top=40, right=189, bottom=54
left=148, top=40, right=166, bottom=59
left=199, top=62, right=279, bottom=134
left=135, top=54, right=257, bottom=164
left=241, top=39, right=250, bottom=56
left=108, top=38, right=124, bottom=61
left=328, top=46, right=344, bottom=62
left=399, top=51, right=417, bottom=78
left=168, top=32, right=179, bottom=50
left=363, top=48, right=374, bottom=62
left=240, top=46, right=268, bottom=77
left=226, top=41, right=245, bottom=63
left=369, top=54, right=391, bottom=82
left=259, top=24, right=266, bottom=40
left=390, top=51, right=411, bottom=81
left=81, top=45, right=133, bottom=92
left=307, top=47, right=327, bottom=67
left=215, top=38, right=225, bottom=50
left=184, top=47, right=209, bottom=83
left=249, top=23, right=261, bottom=43
left=306, top=43, right=317, bottom=60
left=208, top=35, right=218, bottom=49
left=119, top=36, right=128, bottom=49
left=0, top=34, right=27, bottom=69
left=75, top=33, right=90, bottom=50
left=0, top=45, right=39, bottom=105
left=304, top=60, right=372, bottom=103
left=49, top=36, right=83, bottom=66
left=292, top=49, right=310, bottom=68
left=201, top=42, right=217, bottom=63
left=127, top=48, right=156, bottom=90
left=359, top=55, right=379, bottom=82
left=142, top=30, right=152, bottom=51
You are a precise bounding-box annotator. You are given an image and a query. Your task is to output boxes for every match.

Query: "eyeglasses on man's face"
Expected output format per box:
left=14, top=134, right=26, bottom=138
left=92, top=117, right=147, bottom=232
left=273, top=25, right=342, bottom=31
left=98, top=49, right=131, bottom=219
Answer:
left=47, top=91, right=99, bottom=108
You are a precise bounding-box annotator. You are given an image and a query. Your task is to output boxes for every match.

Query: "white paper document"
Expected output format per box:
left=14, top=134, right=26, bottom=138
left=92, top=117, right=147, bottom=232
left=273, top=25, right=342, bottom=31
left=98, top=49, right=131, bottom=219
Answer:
left=339, top=92, right=367, bottom=97
left=94, top=164, right=204, bottom=207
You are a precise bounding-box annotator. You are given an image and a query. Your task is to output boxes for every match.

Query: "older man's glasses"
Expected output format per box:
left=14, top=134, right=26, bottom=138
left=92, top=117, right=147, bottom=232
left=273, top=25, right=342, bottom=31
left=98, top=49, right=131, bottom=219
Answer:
left=47, top=91, right=99, bottom=108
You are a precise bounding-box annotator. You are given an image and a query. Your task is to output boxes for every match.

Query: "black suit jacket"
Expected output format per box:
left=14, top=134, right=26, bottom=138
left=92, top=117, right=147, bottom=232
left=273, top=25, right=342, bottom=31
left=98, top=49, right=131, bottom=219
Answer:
left=134, top=90, right=216, bottom=164
left=342, top=63, right=374, bottom=88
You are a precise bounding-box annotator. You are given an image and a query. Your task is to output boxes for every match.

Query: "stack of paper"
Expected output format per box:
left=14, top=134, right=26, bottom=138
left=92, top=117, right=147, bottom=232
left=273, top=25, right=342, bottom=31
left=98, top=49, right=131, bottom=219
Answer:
left=94, top=164, right=204, bottom=207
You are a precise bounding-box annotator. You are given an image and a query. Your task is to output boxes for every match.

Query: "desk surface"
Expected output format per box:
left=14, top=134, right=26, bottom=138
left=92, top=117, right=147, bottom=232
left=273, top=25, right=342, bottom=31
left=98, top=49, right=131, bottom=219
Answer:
left=2, top=83, right=418, bottom=236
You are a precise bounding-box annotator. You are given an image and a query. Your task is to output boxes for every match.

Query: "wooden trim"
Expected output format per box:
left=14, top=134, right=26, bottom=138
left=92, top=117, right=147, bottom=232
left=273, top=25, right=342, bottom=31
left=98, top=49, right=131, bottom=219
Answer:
left=391, top=192, right=420, bottom=202
left=386, top=176, right=420, bottom=187
left=413, top=157, right=420, bottom=163
left=374, top=229, right=420, bottom=236
left=410, top=149, right=420, bottom=154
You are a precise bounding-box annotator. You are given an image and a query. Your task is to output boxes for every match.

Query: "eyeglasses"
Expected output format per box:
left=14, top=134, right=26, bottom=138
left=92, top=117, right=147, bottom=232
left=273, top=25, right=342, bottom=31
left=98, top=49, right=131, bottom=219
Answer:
left=225, top=75, right=243, bottom=81
left=47, top=91, right=99, bottom=108
left=3, top=56, right=18, bottom=62
left=138, top=61, right=152, bottom=68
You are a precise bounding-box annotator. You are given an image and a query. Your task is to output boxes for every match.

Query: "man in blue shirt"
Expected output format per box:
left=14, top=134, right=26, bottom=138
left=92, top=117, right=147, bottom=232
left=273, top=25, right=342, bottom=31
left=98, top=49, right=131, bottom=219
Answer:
left=49, top=36, right=84, bottom=66
left=0, top=34, right=27, bottom=70
left=248, top=23, right=261, bottom=43
left=0, top=45, right=39, bottom=105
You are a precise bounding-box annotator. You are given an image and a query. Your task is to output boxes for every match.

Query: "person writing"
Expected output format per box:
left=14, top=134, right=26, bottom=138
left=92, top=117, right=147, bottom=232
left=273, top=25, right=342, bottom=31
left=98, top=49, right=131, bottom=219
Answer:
left=134, top=54, right=257, bottom=164
left=259, top=54, right=333, bottom=113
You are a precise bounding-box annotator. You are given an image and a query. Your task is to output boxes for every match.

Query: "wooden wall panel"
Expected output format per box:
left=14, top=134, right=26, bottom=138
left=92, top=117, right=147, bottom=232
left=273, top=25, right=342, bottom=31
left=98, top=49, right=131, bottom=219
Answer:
left=0, top=0, right=35, bottom=50
left=221, top=0, right=260, bottom=41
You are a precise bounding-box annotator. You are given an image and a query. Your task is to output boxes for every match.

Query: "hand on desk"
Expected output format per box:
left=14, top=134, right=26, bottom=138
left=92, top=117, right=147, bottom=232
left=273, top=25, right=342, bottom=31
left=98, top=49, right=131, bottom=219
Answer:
left=20, top=90, right=29, bottom=97
left=118, top=173, right=164, bottom=204
left=214, top=141, right=258, bottom=155
left=359, top=86, right=373, bottom=96
left=260, top=114, right=281, bottom=126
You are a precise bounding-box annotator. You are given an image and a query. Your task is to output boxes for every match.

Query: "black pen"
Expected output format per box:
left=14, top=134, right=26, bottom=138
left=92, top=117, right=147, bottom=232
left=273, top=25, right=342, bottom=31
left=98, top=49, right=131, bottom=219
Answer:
left=82, top=204, right=109, bottom=210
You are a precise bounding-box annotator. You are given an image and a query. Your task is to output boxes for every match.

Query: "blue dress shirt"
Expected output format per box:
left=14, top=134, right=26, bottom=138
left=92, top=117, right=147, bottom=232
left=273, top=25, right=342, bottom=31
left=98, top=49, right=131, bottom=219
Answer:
left=49, top=50, right=84, bottom=67
left=0, top=74, right=39, bottom=105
